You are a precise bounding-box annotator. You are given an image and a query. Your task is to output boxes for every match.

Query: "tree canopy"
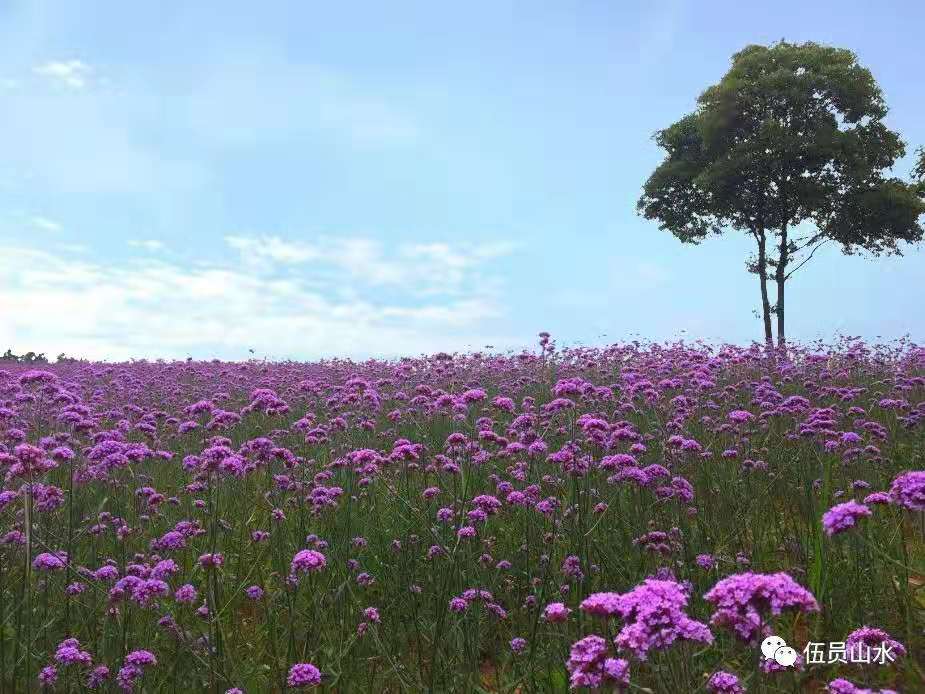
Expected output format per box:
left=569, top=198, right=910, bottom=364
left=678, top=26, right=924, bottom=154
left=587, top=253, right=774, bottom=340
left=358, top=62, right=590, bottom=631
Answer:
left=638, top=41, right=925, bottom=345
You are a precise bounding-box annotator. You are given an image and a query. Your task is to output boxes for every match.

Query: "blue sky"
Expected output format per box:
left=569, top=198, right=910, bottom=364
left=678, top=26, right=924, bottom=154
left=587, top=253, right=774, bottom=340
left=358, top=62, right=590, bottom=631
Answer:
left=1, top=1, right=923, bottom=360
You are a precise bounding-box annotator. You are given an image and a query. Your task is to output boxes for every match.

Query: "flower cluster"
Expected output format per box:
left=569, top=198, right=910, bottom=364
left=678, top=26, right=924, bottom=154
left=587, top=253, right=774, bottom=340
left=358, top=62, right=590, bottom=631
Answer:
left=0, top=337, right=921, bottom=691
left=704, top=572, right=819, bottom=642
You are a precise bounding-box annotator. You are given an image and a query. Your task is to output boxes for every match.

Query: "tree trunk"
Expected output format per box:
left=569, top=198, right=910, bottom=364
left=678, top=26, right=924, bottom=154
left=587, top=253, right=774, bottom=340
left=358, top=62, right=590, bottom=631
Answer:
left=756, top=230, right=773, bottom=346
left=775, top=224, right=789, bottom=348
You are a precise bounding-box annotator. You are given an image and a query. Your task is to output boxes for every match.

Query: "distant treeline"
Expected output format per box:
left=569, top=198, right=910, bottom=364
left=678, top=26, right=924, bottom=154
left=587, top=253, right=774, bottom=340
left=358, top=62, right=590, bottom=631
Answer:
left=0, top=349, right=79, bottom=364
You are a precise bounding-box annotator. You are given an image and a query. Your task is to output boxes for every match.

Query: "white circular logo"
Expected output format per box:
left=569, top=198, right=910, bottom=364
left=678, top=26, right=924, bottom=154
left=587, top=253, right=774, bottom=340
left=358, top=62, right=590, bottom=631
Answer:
left=774, top=646, right=797, bottom=667
left=760, top=635, right=787, bottom=659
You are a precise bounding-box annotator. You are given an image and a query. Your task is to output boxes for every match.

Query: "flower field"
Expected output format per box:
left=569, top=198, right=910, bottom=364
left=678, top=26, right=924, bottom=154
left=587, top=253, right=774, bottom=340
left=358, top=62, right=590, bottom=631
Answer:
left=1, top=337, right=923, bottom=692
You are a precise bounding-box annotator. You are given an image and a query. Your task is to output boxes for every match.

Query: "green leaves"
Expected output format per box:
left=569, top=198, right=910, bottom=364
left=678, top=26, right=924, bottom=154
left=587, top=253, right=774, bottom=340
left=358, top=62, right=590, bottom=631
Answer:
left=638, top=39, right=924, bottom=345
left=639, top=40, right=924, bottom=251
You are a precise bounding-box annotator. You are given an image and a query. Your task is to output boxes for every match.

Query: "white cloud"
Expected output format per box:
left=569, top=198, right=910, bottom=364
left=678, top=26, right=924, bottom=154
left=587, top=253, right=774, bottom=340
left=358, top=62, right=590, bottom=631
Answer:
left=33, top=60, right=92, bottom=89
left=224, top=234, right=516, bottom=294
left=128, top=239, right=166, bottom=252
left=0, top=240, right=516, bottom=361
left=225, top=235, right=319, bottom=264
left=29, top=216, right=62, bottom=232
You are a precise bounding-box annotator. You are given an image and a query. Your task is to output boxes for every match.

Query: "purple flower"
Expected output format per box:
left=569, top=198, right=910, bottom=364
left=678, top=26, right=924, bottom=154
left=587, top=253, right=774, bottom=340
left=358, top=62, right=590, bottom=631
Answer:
left=32, top=551, right=67, bottom=572
left=822, top=501, right=872, bottom=536
left=66, top=581, right=86, bottom=595
left=175, top=584, right=198, bottom=603
left=154, top=530, right=186, bottom=551
left=565, top=636, right=630, bottom=690
left=760, top=652, right=804, bottom=673
left=125, top=650, right=157, bottom=668
left=561, top=555, right=584, bottom=580
left=707, top=671, right=745, bottom=693
left=697, top=554, right=717, bottom=570
left=39, top=665, right=58, bottom=688
left=131, top=579, right=170, bottom=606
left=601, top=658, right=630, bottom=687
left=580, top=592, right=622, bottom=617
left=86, top=665, right=110, bottom=689
left=728, top=410, right=754, bottom=424
left=543, top=602, right=572, bottom=623
left=54, top=638, right=92, bottom=667
left=287, top=662, right=322, bottom=688
left=291, top=549, right=327, bottom=575
left=863, top=492, right=891, bottom=505
left=608, top=579, right=712, bottom=660
left=0, top=490, right=18, bottom=510
left=510, top=637, right=527, bottom=654
left=19, top=369, right=58, bottom=385
left=151, top=559, right=179, bottom=580
left=844, top=625, right=906, bottom=661
left=198, top=553, right=224, bottom=568
left=486, top=602, right=508, bottom=620
left=116, top=664, right=142, bottom=691
left=566, top=635, right=609, bottom=688
left=94, top=565, right=120, bottom=582
left=889, top=471, right=925, bottom=511
left=704, top=572, right=819, bottom=642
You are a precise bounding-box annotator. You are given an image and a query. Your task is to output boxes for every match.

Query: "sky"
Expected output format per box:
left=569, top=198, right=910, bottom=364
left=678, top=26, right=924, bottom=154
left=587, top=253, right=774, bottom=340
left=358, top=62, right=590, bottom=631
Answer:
left=1, top=0, right=923, bottom=361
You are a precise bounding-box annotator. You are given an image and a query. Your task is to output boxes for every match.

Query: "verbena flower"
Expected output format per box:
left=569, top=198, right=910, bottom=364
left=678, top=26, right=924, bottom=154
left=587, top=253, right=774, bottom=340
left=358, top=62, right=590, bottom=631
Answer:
left=38, top=665, right=58, bottom=688
left=33, top=551, right=67, bottom=572
left=607, top=579, right=712, bottom=659
left=175, top=584, right=198, bottom=603
left=707, top=671, right=745, bottom=693
left=845, top=626, right=906, bottom=661
left=543, top=602, right=572, bottom=623
left=826, top=678, right=898, bottom=693
left=54, top=638, right=92, bottom=667
left=86, top=665, right=110, bottom=689
left=290, top=549, right=326, bottom=575
left=125, top=650, right=157, bottom=668
left=287, top=662, right=322, bottom=688
left=704, top=572, right=819, bottom=642
left=565, top=636, right=630, bottom=690
left=889, top=471, right=925, bottom=511
left=822, top=501, right=872, bottom=536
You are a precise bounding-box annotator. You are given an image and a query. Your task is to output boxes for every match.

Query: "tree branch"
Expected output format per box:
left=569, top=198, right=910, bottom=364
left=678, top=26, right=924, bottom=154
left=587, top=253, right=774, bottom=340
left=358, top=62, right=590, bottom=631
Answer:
left=784, top=239, right=831, bottom=280
left=789, top=231, right=826, bottom=255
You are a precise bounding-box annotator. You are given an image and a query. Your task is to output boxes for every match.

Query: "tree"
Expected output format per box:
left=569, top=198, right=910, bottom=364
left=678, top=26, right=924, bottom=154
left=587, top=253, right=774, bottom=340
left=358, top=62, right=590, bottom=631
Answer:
left=638, top=41, right=925, bottom=347
left=0, top=349, right=49, bottom=363
left=915, top=147, right=925, bottom=182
